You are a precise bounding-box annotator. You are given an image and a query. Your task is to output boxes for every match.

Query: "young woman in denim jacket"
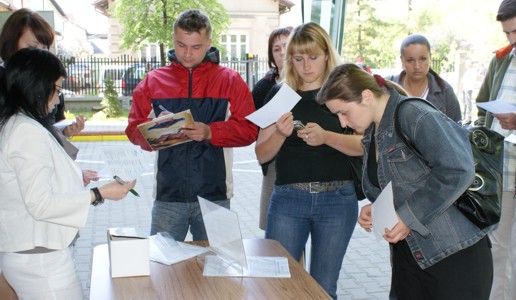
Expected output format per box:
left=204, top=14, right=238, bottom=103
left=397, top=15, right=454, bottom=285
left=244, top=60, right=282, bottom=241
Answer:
left=317, top=63, right=493, bottom=300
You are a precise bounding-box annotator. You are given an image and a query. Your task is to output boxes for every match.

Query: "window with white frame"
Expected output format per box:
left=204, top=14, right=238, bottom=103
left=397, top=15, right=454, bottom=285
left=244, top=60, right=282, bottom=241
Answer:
left=220, top=33, right=248, bottom=61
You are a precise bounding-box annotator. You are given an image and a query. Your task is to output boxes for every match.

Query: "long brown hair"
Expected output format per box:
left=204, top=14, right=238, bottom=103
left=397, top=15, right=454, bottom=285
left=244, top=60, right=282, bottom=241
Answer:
left=0, top=8, right=54, bottom=62
left=317, top=64, right=406, bottom=105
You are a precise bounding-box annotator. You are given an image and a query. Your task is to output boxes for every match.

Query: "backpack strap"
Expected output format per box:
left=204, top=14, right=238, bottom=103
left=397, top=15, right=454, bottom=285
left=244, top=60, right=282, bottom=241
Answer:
left=393, top=97, right=439, bottom=164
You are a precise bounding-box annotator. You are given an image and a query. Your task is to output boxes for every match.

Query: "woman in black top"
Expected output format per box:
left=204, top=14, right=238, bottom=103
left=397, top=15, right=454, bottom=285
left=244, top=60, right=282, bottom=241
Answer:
left=255, top=23, right=362, bottom=299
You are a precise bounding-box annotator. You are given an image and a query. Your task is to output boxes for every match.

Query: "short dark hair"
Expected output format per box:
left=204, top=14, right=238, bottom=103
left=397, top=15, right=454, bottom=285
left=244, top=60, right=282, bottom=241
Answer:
left=0, top=8, right=54, bottom=62
left=400, top=34, right=431, bottom=56
left=173, top=9, right=212, bottom=39
left=399, top=34, right=448, bottom=90
left=267, top=27, right=293, bottom=69
left=497, top=0, right=516, bottom=21
left=0, top=48, right=66, bottom=142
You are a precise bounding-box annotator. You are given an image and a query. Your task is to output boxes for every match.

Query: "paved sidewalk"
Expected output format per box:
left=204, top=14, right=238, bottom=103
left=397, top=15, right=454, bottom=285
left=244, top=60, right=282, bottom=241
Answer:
left=72, top=121, right=391, bottom=300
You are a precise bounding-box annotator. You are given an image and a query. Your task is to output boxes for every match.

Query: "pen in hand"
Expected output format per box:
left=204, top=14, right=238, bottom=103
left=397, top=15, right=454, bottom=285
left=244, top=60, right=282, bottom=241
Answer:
left=113, top=175, right=140, bottom=197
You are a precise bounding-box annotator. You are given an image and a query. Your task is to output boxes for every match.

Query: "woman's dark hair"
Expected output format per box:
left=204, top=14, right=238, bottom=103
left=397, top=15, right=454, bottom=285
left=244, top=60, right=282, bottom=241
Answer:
left=316, top=64, right=406, bottom=105
left=267, top=26, right=293, bottom=69
left=263, top=26, right=293, bottom=81
left=400, top=34, right=446, bottom=90
left=0, top=48, right=66, bottom=143
left=0, top=8, right=54, bottom=63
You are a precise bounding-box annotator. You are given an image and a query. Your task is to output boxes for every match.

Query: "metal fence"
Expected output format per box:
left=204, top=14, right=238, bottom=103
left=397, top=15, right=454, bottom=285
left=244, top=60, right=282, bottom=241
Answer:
left=58, top=55, right=451, bottom=97
left=58, top=55, right=270, bottom=97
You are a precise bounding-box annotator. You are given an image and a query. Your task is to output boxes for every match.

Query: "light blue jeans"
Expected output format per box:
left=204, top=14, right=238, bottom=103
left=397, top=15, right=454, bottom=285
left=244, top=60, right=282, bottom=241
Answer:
left=151, top=200, right=230, bottom=241
left=265, top=182, right=358, bottom=299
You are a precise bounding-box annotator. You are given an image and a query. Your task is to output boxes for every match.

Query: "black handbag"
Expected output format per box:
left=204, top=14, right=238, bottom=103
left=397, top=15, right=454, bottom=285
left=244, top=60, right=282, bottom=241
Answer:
left=349, top=156, right=366, bottom=200
left=394, top=98, right=503, bottom=229
left=343, top=127, right=367, bottom=200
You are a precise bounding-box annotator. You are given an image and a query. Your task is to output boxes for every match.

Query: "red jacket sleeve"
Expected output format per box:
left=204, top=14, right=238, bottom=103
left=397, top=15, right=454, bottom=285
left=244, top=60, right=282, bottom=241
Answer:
left=209, top=72, right=258, bottom=147
left=125, top=79, right=153, bottom=151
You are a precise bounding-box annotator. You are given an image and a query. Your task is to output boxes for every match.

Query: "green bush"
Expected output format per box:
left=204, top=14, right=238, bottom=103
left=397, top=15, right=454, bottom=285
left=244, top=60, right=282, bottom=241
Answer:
left=100, top=78, right=122, bottom=117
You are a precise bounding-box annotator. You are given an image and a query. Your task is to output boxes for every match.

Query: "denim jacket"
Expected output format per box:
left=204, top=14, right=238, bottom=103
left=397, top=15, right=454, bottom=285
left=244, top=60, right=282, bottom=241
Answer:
left=361, top=90, right=489, bottom=269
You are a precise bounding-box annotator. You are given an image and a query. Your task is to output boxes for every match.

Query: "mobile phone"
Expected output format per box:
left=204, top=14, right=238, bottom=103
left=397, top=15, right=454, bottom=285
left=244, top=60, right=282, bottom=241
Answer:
left=293, top=120, right=305, bottom=131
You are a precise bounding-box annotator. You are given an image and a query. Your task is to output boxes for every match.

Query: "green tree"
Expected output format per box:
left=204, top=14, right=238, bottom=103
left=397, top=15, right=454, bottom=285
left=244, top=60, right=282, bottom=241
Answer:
left=343, top=0, right=405, bottom=69
left=101, top=78, right=122, bottom=117
left=113, top=0, right=230, bottom=65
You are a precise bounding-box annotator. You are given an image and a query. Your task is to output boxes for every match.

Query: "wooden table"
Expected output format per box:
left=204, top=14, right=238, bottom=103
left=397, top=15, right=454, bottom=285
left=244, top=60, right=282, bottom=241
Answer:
left=90, top=239, right=331, bottom=299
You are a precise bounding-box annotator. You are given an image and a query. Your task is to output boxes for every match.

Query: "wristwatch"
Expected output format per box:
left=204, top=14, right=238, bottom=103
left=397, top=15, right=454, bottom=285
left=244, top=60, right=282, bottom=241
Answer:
left=91, top=187, right=104, bottom=206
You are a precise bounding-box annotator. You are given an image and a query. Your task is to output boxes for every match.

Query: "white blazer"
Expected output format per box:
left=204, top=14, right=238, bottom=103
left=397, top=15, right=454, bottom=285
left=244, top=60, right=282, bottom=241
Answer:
left=0, top=114, right=91, bottom=252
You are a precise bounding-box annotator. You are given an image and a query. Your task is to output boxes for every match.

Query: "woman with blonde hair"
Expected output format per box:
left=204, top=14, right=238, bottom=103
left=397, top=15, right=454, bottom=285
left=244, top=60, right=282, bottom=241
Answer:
left=255, top=22, right=362, bottom=299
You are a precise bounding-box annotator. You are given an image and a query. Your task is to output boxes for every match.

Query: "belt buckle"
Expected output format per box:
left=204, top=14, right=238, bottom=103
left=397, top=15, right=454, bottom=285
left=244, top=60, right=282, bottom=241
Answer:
left=309, top=182, right=320, bottom=193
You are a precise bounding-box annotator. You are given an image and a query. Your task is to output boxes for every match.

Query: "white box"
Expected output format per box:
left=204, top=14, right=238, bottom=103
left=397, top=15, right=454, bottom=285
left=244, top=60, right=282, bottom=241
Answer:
left=107, top=228, right=150, bottom=278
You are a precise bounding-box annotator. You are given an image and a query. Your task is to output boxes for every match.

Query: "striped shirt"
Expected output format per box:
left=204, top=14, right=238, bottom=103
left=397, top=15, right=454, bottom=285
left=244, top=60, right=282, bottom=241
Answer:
left=491, top=48, right=516, bottom=192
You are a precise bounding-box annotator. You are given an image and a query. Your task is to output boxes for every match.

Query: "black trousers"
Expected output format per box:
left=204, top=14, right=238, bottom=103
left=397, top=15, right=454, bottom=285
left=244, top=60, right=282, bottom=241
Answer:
left=390, top=236, right=493, bottom=300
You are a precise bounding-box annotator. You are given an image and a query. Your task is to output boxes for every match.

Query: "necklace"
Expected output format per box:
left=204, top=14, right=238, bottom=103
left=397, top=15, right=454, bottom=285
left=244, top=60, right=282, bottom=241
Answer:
left=403, top=77, right=428, bottom=98
left=419, top=86, right=429, bottom=98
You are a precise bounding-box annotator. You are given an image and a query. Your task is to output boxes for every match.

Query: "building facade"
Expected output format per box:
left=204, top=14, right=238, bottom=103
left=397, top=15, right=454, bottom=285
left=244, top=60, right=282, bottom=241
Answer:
left=93, top=0, right=294, bottom=60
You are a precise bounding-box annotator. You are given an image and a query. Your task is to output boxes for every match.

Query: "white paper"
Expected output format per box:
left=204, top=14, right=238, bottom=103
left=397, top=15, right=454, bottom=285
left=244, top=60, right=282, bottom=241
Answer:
left=245, top=84, right=301, bottom=128
left=203, top=255, right=290, bottom=278
left=101, top=146, right=147, bottom=181
left=149, top=232, right=209, bottom=265
left=53, top=119, right=73, bottom=131
left=476, top=100, right=516, bottom=114
left=505, top=134, right=516, bottom=144
left=371, top=182, right=398, bottom=242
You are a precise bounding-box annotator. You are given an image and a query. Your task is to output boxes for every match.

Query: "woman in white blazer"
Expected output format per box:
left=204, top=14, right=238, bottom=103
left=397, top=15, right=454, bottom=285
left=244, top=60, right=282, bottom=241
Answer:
left=0, top=48, right=136, bottom=300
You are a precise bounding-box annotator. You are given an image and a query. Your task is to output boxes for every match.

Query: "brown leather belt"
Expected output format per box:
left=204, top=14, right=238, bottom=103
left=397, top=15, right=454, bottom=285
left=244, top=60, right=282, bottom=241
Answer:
left=288, top=180, right=352, bottom=193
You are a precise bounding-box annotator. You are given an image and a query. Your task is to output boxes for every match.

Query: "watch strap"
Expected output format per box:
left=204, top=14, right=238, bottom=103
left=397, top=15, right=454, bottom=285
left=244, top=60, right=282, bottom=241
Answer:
left=91, top=187, right=104, bottom=206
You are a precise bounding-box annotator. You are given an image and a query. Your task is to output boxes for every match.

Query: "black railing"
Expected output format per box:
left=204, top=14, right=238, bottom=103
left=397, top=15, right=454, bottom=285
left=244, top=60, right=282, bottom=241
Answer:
left=58, top=55, right=270, bottom=97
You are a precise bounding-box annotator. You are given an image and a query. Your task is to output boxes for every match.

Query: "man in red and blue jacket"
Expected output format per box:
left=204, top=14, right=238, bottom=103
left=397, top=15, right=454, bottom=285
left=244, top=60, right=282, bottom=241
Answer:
left=125, top=9, right=257, bottom=241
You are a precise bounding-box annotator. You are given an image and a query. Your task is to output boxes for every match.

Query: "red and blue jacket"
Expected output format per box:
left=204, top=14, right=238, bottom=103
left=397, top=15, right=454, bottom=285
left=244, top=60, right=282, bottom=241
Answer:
left=125, top=47, right=257, bottom=202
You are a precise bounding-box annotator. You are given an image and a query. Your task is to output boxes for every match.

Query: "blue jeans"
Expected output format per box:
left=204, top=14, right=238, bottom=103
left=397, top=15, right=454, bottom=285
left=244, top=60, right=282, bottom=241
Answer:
left=151, top=200, right=230, bottom=241
left=265, top=182, right=358, bottom=299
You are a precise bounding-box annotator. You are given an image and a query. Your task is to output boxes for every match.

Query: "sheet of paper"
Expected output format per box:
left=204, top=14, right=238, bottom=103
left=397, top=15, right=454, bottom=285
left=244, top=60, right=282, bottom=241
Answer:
left=101, top=146, right=147, bottom=181
left=476, top=100, right=516, bottom=114
left=53, top=119, right=73, bottom=131
left=505, top=134, right=516, bottom=144
left=371, top=182, right=398, bottom=242
left=245, top=84, right=301, bottom=128
left=149, top=232, right=209, bottom=265
left=203, top=255, right=290, bottom=278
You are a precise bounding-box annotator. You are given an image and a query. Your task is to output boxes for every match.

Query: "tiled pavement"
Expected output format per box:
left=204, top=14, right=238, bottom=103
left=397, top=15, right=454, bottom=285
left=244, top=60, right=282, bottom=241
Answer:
left=72, top=121, right=391, bottom=299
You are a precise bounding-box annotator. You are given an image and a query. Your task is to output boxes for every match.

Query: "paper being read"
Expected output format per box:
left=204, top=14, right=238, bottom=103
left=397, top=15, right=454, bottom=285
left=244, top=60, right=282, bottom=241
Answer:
left=372, top=181, right=398, bottom=242
left=245, top=84, right=302, bottom=129
left=476, top=100, right=516, bottom=114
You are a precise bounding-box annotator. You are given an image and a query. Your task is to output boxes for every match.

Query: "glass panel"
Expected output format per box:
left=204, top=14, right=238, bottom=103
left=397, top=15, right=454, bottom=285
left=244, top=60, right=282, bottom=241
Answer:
left=240, top=35, right=246, bottom=43
left=231, top=35, right=237, bottom=43
left=231, top=45, right=237, bottom=60
left=241, top=45, right=246, bottom=59
left=221, top=35, right=227, bottom=43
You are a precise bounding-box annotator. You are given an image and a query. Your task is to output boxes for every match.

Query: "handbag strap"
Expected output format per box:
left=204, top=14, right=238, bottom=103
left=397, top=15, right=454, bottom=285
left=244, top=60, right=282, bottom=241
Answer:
left=393, top=97, right=439, bottom=164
